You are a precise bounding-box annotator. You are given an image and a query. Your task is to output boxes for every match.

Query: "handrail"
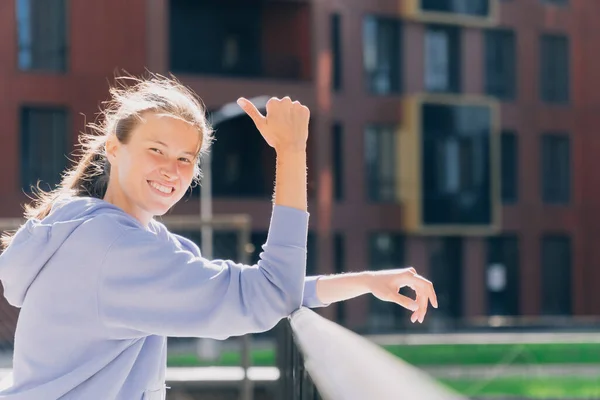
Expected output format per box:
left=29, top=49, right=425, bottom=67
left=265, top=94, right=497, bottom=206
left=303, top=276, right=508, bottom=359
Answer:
left=283, top=308, right=466, bottom=400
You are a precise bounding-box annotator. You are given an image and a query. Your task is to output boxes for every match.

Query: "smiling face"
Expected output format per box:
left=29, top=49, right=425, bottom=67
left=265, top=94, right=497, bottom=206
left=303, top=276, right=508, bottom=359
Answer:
left=104, top=112, right=201, bottom=226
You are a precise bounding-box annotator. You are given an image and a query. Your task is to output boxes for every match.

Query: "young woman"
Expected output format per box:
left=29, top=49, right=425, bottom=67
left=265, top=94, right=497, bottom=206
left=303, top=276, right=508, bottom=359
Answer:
left=0, top=74, right=437, bottom=399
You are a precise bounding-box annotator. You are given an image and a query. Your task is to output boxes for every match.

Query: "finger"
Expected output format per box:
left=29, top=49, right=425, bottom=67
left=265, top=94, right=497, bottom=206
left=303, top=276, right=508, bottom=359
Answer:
left=430, top=284, right=438, bottom=308
left=388, top=293, right=418, bottom=312
left=407, top=273, right=438, bottom=310
left=403, top=276, right=432, bottom=323
left=417, top=276, right=438, bottom=310
left=237, top=98, right=265, bottom=128
left=417, top=292, right=429, bottom=323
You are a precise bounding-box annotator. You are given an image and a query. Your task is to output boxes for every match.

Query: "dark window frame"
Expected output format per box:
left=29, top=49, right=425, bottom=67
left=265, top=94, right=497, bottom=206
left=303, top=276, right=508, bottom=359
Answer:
left=331, top=13, right=342, bottom=91
left=501, top=130, right=518, bottom=203
left=20, top=105, right=70, bottom=192
left=540, top=33, right=570, bottom=103
left=363, top=15, right=402, bottom=95
left=541, top=234, right=572, bottom=316
left=541, top=133, right=571, bottom=204
left=424, top=24, right=462, bottom=93
left=16, top=0, right=69, bottom=72
left=365, top=124, right=398, bottom=203
left=484, top=28, right=516, bottom=100
left=420, top=0, right=492, bottom=17
left=486, top=235, right=520, bottom=316
left=332, top=122, right=344, bottom=201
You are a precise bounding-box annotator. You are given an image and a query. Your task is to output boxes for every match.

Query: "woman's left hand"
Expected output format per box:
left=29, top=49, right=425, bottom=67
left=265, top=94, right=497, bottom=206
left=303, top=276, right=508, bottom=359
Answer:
left=366, top=268, right=438, bottom=323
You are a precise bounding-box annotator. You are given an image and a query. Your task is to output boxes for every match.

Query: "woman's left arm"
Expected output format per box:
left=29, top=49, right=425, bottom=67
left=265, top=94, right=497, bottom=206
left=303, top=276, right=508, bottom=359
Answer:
left=304, top=268, right=438, bottom=324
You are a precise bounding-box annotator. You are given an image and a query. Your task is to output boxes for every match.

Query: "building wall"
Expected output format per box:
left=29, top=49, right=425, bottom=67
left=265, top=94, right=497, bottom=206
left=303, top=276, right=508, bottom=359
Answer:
left=1, top=0, right=599, bottom=332
left=0, top=0, right=147, bottom=217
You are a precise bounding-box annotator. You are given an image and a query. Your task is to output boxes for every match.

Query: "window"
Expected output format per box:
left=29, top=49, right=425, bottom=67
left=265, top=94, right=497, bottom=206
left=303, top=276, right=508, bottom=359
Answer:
left=20, top=107, right=69, bottom=192
left=208, top=112, right=288, bottom=199
left=425, top=25, right=461, bottom=93
left=334, top=234, right=346, bottom=324
left=307, top=233, right=318, bottom=276
left=540, top=34, right=570, bottom=103
left=541, top=0, right=568, bottom=5
left=331, top=13, right=342, bottom=91
left=170, top=0, right=261, bottom=76
left=170, top=0, right=308, bottom=80
left=421, top=0, right=491, bottom=16
left=427, top=237, right=463, bottom=319
left=541, top=134, right=570, bottom=204
left=501, top=131, right=518, bottom=203
left=363, top=16, right=402, bottom=95
left=485, top=29, right=516, bottom=100
left=365, top=125, right=398, bottom=202
left=422, top=103, right=492, bottom=225
left=541, top=235, right=571, bottom=315
left=16, top=0, right=68, bottom=71
left=486, top=236, right=519, bottom=316
left=368, top=233, right=405, bottom=331
left=332, top=122, right=344, bottom=201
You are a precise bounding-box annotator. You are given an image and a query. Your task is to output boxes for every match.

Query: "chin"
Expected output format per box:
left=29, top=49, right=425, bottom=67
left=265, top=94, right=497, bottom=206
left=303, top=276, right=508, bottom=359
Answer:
left=143, top=200, right=175, bottom=218
left=151, top=204, right=175, bottom=217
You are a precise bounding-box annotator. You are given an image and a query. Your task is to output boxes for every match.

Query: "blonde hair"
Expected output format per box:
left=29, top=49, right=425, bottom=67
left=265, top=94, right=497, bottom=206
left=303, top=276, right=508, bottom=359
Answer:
left=1, top=72, right=213, bottom=249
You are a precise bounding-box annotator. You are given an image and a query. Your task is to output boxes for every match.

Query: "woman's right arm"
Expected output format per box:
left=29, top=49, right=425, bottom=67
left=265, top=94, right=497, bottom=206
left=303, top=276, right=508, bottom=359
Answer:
left=97, top=97, right=311, bottom=340
left=97, top=207, right=308, bottom=340
left=237, top=96, right=309, bottom=212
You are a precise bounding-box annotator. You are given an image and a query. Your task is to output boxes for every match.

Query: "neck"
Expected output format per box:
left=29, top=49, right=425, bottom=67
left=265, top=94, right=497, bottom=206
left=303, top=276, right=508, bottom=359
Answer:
left=103, top=181, right=151, bottom=227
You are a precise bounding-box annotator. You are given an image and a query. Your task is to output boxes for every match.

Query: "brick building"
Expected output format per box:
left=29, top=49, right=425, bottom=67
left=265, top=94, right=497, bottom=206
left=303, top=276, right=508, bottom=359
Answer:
left=1, top=0, right=599, bottom=333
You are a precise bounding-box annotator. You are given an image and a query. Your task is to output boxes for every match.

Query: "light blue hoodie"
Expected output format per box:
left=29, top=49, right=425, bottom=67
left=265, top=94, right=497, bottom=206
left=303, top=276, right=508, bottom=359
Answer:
left=0, top=196, right=326, bottom=400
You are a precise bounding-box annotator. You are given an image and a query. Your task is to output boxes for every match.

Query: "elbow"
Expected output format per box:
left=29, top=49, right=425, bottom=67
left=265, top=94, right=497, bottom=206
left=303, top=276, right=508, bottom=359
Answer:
left=282, top=278, right=304, bottom=315
left=252, top=243, right=307, bottom=328
left=270, top=262, right=305, bottom=316
left=252, top=271, right=304, bottom=332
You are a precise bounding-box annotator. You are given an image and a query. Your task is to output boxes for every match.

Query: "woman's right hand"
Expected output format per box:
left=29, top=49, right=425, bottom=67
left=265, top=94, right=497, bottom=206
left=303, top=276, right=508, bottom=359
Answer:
left=237, top=96, right=310, bottom=154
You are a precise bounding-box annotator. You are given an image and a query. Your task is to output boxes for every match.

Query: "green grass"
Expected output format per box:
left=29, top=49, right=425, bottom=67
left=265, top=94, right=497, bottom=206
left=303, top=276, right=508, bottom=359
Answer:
left=167, top=342, right=600, bottom=367
left=166, top=343, right=600, bottom=398
left=440, top=376, right=600, bottom=398
left=385, top=342, right=600, bottom=366
left=168, top=348, right=274, bottom=367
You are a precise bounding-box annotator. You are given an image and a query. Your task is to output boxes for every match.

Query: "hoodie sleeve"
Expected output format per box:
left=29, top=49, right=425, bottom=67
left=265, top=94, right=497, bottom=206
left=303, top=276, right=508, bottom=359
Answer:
left=97, top=205, right=308, bottom=340
left=302, top=276, right=330, bottom=308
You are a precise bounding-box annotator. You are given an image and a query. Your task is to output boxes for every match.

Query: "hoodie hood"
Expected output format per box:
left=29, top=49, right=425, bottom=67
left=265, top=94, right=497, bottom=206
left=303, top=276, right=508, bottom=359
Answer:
left=0, top=197, right=131, bottom=307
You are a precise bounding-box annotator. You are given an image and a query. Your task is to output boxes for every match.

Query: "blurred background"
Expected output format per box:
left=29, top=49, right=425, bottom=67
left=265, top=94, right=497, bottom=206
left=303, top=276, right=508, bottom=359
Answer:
left=1, top=0, right=600, bottom=399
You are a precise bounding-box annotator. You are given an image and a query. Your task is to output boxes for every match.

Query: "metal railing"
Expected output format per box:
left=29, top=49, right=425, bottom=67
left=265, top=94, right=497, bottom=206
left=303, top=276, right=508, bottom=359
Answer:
left=281, top=308, right=465, bottom=400
left=276, top=319, right=321, bottom=400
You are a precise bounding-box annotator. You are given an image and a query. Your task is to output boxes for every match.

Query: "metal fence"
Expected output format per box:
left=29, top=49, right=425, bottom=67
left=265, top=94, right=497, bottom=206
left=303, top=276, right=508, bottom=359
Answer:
left=276, top=319, right=321, bottom=400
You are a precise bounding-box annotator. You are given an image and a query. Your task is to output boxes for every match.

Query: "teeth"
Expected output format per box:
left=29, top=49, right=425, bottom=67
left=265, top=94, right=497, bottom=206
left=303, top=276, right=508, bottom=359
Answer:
left=149, top=181, right=172, bottom=194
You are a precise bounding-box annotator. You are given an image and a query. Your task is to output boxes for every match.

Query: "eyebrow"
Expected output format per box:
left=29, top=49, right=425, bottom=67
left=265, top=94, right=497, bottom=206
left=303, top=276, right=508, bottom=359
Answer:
left=149, top=140, right=198, bottom=157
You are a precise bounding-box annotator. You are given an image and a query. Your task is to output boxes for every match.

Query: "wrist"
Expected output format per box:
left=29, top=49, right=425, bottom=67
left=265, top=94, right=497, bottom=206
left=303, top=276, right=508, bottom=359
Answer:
left=275, top=144, right=307, bottom=157
left=360, top=271, right=376, bottom=292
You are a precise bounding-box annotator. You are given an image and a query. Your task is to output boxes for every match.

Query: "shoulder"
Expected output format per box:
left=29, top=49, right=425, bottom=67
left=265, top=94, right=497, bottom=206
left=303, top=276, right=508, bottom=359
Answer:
left=149, top=219, right=202, bottom=257
left=93, top=216, right=201, bottom=262
left=71, top=211, right=148, bottom=254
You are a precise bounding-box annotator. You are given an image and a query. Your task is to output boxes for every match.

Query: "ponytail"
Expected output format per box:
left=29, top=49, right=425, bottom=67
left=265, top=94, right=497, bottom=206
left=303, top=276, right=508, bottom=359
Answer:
left=1, top=72, right=212, bottom=250
left=0, top=134, right=110, bottom=249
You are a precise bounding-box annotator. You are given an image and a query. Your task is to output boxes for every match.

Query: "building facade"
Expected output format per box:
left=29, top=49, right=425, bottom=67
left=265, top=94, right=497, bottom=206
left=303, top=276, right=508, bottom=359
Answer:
left=1, top=0, right=599, bottom=333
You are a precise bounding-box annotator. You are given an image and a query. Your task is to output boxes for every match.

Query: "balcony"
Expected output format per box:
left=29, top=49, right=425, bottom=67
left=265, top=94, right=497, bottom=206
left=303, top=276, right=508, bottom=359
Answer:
left=399, top=93, right=501, bottom=235
left=402, top=0, right=499, bottom=27
left=169, top=0, right=311, bottom=82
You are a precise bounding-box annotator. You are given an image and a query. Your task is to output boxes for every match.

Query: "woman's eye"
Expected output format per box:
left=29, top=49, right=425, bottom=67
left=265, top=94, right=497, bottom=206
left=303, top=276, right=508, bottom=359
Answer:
left=150, top=148, right=162, bottom=154
left=179, top=157, right=192, bottom=164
